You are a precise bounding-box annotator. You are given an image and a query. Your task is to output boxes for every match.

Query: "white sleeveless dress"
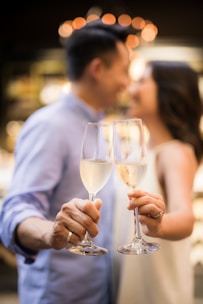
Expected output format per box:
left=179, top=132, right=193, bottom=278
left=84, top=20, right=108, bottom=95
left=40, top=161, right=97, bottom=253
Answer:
left=113, top=142, right=194, bottom=304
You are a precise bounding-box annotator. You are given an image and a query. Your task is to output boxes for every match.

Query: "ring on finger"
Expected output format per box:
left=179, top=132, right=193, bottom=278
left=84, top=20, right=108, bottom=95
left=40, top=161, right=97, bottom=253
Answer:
left=151, top=210, right=165, bottom=219
left=67, top=231, right=73, bottom=242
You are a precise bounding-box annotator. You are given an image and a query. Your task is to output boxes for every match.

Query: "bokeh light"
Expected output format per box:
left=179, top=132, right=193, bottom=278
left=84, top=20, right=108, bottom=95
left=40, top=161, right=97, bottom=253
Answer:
left=58, top=9, right=158, bottom=50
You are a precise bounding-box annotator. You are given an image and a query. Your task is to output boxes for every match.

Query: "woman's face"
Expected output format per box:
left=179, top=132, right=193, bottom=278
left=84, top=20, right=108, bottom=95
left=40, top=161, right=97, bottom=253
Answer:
left=127, top=65, right=158, bottom=121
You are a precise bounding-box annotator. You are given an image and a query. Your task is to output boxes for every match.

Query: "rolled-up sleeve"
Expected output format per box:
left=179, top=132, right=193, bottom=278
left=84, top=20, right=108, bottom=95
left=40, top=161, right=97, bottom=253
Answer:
left=1, top=194, right=46, bottom=262
left=0, top=113, right=66, bottom=262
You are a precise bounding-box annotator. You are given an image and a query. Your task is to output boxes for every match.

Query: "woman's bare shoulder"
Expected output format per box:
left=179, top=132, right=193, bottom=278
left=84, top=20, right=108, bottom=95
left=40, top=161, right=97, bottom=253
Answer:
left=157, top=140, right=197, bottom=168
left=156, top=140, right=194, bottom=156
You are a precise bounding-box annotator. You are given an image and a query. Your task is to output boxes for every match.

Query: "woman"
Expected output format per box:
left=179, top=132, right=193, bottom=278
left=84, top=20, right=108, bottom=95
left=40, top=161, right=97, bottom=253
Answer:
left=113, top=60, right=203, bottom=304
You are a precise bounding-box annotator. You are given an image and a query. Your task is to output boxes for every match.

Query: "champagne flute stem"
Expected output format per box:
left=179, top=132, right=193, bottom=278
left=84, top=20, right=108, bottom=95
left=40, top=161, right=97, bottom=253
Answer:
left=134, top=207, right=142, bottom=239
left=83, top=231, right=94, bottom=244
left=89, top=193, right=96, bottom=201
left=82, top=192, right=96, bottom=243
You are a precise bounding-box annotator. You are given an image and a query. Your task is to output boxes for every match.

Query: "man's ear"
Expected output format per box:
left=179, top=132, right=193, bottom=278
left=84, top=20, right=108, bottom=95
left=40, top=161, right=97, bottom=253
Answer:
left=88, top=58, right=104, bottom=80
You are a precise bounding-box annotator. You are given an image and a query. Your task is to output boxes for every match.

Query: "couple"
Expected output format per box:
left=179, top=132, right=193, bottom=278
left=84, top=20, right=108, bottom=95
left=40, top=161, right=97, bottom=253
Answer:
left=0, top=20, right=202, bottom=304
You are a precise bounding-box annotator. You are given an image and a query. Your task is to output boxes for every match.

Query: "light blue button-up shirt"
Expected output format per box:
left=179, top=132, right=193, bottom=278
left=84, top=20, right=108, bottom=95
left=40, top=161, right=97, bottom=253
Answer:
left=0, top=93, right=115, bottom=304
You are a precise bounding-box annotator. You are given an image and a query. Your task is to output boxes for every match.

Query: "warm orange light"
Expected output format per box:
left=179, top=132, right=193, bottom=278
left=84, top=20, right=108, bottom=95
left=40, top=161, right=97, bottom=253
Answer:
left=102, top=13, right=116, bottom=25
left=126, top=34, right=140, bottom=48
left=141, top=24, right=158, bottom=42
left=58, top=21, right=73, bottom=38
left=149, top=23, right=158, bottom=35
left=72, top=17, right=86, bottom=29
left=132, top=17, right=145, bottom=30
left=87, top=14, right=100, bottom=23
left=57, top=9, right=158, bottom=45
left=118, top=14, right=131, bottom=27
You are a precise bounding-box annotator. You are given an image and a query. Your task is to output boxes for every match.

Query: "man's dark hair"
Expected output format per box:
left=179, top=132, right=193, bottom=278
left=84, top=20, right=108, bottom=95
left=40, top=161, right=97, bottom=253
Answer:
left=65, top=20, right=130, bottom=80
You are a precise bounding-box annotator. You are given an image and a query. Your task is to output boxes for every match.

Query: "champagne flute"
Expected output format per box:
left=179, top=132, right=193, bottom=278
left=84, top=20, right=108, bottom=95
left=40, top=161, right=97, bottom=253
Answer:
left=113, top=118, right=160, bottom=254
left=68, top=121, right=113, bottom=256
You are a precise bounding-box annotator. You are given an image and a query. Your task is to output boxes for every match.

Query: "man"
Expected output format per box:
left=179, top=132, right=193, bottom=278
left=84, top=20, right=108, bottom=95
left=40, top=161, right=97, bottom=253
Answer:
left=0, top=20, right=130, bottom=304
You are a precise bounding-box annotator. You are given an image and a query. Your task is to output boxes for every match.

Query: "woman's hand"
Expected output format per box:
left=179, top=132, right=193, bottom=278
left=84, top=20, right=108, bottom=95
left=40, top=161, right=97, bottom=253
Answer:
left=127, top=189, right=166, bottom=237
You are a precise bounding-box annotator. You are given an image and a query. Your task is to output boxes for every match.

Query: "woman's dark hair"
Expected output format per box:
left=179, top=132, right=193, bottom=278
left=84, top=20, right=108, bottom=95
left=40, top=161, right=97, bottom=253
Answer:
left=148, top=60, right=203, bottom=163
left=65, top=20, right=130, bottom=81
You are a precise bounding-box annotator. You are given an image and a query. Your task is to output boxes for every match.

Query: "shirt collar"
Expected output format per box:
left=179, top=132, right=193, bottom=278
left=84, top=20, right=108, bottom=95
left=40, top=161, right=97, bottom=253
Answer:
left=61, top=92, right=105, bottom=122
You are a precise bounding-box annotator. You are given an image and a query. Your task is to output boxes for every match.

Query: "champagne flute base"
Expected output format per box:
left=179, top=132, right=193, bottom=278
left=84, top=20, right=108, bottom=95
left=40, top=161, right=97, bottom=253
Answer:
left=117, top=238, right=160, bottom=255
left=68, top=240, right=108, bottom=256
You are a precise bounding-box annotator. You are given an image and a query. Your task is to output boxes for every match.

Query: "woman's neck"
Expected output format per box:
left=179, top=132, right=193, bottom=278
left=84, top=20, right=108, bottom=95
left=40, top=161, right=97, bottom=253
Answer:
left=145, top=119, right=174, bottom=149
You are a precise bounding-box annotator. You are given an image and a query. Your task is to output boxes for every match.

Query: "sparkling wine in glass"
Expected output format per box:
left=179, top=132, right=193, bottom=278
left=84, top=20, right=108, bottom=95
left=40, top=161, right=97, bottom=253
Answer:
left=68, top=121, right=113, bottom=256
left=113, top=118, right=160, bottom=254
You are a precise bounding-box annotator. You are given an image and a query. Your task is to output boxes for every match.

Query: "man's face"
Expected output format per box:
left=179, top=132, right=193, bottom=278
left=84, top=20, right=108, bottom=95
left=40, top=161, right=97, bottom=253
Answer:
left=96, top=41, right=130, bottom=109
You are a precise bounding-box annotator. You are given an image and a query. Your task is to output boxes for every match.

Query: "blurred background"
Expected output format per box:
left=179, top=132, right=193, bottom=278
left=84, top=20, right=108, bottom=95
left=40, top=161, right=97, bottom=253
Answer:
left=0, top=1, right=203, bottom=303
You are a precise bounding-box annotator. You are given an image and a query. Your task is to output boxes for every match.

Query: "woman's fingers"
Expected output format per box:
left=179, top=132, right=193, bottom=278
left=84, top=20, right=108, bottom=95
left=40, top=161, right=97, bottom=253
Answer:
left=127, top=189, right=166, bottom=216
